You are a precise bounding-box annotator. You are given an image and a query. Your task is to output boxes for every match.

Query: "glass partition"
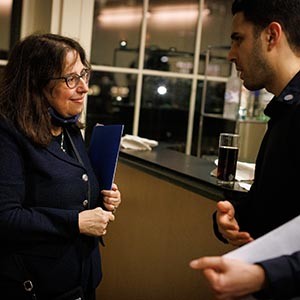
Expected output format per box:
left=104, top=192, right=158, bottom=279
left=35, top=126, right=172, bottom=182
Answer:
left=138, top=75, right=192, bottom=146
left=89, top=0, right=235, bottom=156
left=90, top=0, right=143, bottom=67
left=0, top=0, right=24, bottom=75
left=85, top=70, right=136, bottom=144
left=145, top=0, right=198, bottom=73
left=198, top=1, right=232, bottom=74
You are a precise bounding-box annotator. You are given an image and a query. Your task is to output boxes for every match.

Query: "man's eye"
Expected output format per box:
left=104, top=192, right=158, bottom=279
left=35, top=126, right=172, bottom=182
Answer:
left=235, top=37, right=243, bottom=44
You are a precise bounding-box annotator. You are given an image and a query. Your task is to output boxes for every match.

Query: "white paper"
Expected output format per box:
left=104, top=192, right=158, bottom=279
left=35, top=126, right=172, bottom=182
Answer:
left=237, top=182, right=252, bottom=191
left=223, top=215, right=300, bottom=300
left=224, top=214, right=300, bottom=262
left=212, top=160, right=255, bottom=181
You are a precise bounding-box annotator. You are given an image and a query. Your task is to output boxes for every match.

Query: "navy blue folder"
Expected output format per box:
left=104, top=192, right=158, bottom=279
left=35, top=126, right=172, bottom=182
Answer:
left=88, top=124, right=124, bottom=190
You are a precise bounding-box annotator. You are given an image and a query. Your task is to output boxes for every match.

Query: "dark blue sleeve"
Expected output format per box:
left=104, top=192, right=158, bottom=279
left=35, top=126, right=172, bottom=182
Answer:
left=254, top=251, right=300, bottom=300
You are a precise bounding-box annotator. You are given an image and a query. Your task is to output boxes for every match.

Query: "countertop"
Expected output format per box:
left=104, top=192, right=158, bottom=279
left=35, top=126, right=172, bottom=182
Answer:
left=119, top=144, right=247, bottom=201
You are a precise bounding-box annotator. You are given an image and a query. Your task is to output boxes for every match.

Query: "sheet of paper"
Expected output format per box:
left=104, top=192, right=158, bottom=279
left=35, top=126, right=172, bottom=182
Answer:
left=223, top=215, right=300, bottom=300
left=224, top=214, right=300, bottom=262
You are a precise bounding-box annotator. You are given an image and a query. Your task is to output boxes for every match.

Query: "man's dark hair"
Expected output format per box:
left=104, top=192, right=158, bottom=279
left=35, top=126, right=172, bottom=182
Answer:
left=232, top=0, right=300, bottom=51
left=0, top=33, right=90, bottom=146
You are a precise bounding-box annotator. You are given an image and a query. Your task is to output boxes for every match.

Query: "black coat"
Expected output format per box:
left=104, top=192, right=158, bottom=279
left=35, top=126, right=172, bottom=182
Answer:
left=234, top=72, right=300, bottom=238
left=214, top=71, right=300, bottom=299
left=0, top=118, right=102, bottom=298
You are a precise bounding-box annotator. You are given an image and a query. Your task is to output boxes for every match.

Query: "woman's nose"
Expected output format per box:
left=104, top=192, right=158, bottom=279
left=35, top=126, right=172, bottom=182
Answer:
left=77, top=78, right=89, bottom=92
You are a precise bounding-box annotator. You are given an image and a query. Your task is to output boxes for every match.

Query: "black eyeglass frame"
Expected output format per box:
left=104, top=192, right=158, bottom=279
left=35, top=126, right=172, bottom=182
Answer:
left=50, top=68, right=91, bottom=89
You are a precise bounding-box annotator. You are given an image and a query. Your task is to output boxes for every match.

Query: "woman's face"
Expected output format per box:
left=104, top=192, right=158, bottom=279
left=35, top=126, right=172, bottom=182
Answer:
left=44, top=50, right=89, bottom=118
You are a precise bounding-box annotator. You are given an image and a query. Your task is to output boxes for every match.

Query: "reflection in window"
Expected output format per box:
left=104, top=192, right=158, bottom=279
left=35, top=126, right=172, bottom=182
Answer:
left=194, top=80, right=236, bottom=157
left=0, top=0, right=13, bottom=59
left=89, top=0, right=235, bottom=156
left=198, top=1, right=232, bottom=74
left=201, top=0, right=232, bottom=52
left=204, top=81, right=226, bottom=114
left=200, top=45, right=231, bottom=77
left=201, top=117, right=235, bottom=156
left=142, top=75, right=191, bottom=110
left=91, top=0, right=143, bottom=67
left=139, top=76, right=191, bottom=146
left=146, top=0, right=198, bottom=73
left=85, top=71, right=136, bottom=144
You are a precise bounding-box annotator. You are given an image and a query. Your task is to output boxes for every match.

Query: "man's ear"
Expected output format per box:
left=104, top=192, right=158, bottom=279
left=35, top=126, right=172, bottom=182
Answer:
left=266, top=22, right=282, bottom=48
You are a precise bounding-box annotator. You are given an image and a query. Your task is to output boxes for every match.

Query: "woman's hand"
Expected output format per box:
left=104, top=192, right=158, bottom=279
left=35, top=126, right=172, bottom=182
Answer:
left=79, top=207, right=115, bottom=236
left=102, top=183, right=121, bottom=213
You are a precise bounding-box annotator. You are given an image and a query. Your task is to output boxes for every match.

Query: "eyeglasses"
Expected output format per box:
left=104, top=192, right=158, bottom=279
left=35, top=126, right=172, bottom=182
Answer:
left=50, top=68, right=91, bottom=89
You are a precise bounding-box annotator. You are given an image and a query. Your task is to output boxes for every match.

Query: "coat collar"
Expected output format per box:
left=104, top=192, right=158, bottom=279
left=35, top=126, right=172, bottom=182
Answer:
left=264, top=70, right=300, bottom=119
left=46, top=128, right=86, bottom=169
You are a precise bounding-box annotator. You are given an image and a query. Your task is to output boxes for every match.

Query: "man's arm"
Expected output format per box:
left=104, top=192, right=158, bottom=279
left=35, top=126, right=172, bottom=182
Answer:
left=255, top=251, right=300, bottom=300
left=190, top=251, right=300, bottom=300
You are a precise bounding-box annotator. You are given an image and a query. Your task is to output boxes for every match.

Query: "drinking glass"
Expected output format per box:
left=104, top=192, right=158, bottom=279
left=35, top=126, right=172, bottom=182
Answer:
left=217, top=133, right=239, bottom=184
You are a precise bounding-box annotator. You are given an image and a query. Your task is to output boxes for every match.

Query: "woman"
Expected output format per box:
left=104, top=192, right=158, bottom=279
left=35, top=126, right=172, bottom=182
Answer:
left=0, top=33, right=121, bottom=299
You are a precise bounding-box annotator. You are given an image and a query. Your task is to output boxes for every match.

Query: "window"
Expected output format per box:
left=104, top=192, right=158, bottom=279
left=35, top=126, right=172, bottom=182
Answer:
left=0, top=0, right=21, bottom=61
left=87, top=0, right=233, bottom=156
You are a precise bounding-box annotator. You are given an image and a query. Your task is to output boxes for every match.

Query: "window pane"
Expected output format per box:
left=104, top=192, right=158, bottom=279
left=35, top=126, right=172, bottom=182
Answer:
left=85, top=70, right=136, bottom=144
left=145, top=0, right=198, bottom=73
left=204, top=81, right=226, bottom=114
left=0, top=0, right=19, bottom=59
left=199, top=46, right=231, bottom=77
left=91, top=0, right=143, bottom=67
left=192, top=80, right=236, bottom=157
left=138, top=75, right=191, bottom=148
left=0, top=0, right=12, bottom=59
left=200, top=118, right=235, bottom=157
left=199, top=0, right=232, bottom=74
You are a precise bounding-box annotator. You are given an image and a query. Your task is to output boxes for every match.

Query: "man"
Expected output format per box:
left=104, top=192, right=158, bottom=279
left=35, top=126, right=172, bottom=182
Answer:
left=191, top=0, right=300, bottom=299
left=215, top=0, right=300, bottom=246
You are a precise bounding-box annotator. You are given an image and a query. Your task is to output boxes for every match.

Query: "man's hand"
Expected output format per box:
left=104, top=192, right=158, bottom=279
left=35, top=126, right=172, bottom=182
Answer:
left=190, top=256, right=266, bottom=300
left=216, top=201, right=253, bottom=246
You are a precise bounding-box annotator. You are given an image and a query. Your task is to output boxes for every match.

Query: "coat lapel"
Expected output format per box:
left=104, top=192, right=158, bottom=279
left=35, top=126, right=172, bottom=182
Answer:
left=46, top=138, right=84, bottom=168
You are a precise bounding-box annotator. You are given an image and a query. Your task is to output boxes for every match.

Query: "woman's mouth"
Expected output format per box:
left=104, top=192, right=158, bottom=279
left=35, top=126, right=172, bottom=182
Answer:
left=71, top=98, right=84, bottom=103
